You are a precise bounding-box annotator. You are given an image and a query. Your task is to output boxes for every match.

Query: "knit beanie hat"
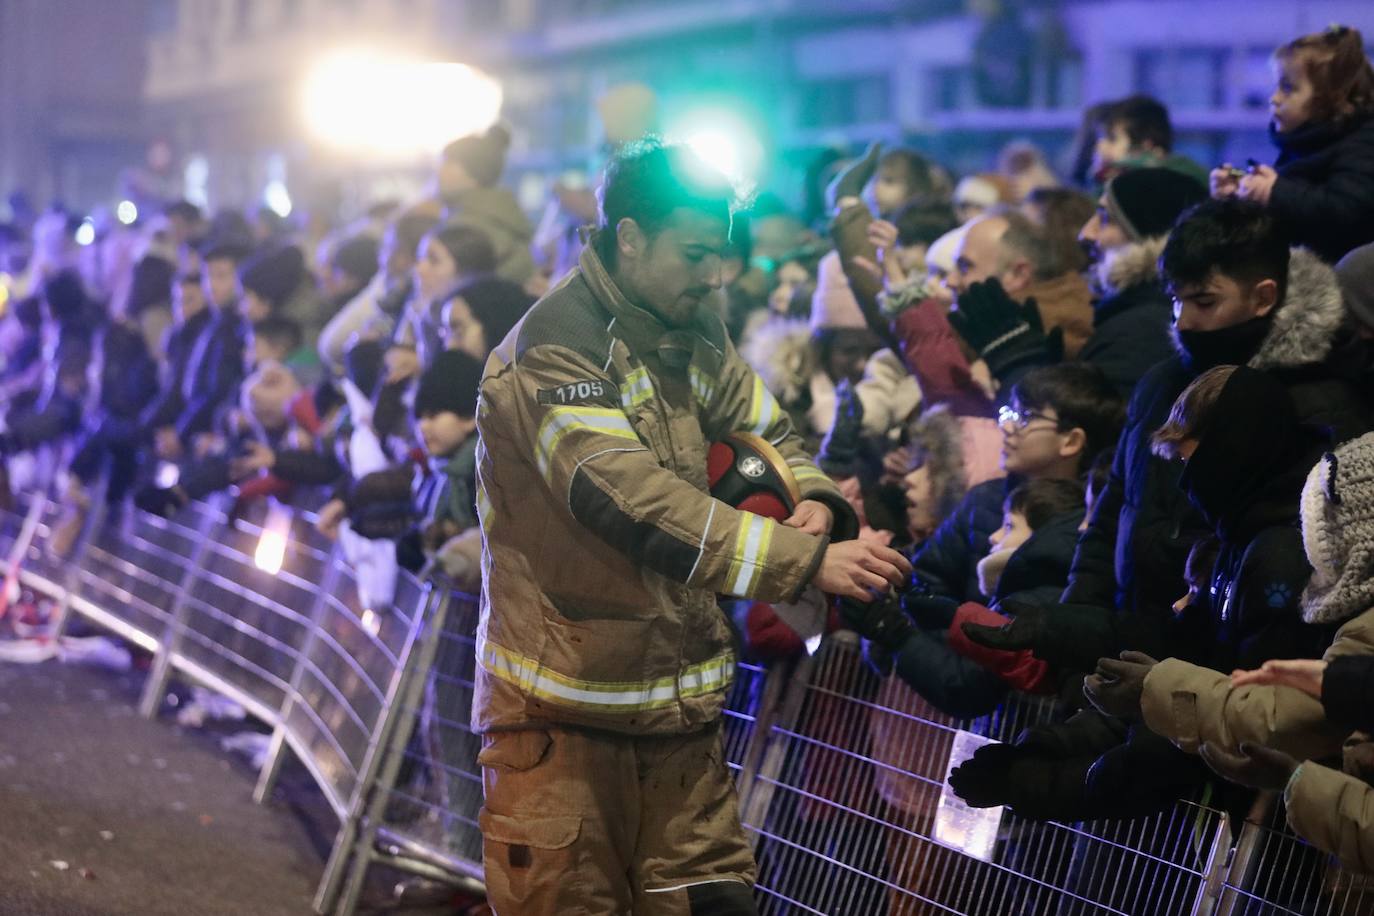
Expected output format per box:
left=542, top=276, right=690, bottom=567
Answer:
left=1102, top=167, right=1207, bottom=241
left=810, top=250, right=869, bottom=332
left=1336, top=241, right=1374, bottom=332
left=1300, top=432, right=1374, bottom=624
left=444, top=275, right=534, bottom=354
left=441, top=124, right=511, bottom=188
left=239, top=244, right=306, bottom=309
left=413, top=350, right=484, bottom=420
left=953, top=175, right=1005, bottom=212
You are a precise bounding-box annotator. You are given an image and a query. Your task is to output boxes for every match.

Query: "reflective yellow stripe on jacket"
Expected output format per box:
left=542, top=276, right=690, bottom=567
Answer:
left=477, top=637, right=735, bottom=712
left=535, top=406, right=640, bottom=481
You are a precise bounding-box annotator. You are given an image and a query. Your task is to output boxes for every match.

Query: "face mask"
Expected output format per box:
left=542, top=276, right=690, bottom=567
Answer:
left=1174, top=314, right=1273, bottom=372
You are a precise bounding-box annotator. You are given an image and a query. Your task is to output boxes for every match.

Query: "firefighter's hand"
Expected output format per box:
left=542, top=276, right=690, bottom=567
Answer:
left=813, top=541, right=911, bottom=601
left=784, top=499, right=834, bottom=536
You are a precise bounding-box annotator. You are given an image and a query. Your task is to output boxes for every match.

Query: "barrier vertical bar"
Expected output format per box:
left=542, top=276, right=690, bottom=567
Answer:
left=328, top=587, right=453, bottom=916
left=253, top=533, right=341, bottom=805
left=137, top=501, right=223, bottom=719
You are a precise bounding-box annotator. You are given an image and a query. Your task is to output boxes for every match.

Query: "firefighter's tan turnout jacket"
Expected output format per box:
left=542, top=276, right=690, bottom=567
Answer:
left=473, top=242, right=847, bottom=735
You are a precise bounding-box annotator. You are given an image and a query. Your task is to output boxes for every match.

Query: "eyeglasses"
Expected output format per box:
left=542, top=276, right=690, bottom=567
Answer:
left=998, top=405, right=1062, bottom=432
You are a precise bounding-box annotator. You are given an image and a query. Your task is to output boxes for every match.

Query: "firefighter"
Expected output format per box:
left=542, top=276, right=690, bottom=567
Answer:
left=473, top=140, right=911, bottom=914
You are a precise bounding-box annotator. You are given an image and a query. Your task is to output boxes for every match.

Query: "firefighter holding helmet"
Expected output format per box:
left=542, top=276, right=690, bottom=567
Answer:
left=473, top=140, right=910, bottom=915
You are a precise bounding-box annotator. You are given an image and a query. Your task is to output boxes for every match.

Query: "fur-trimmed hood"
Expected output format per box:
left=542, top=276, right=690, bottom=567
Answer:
left=1093, top=235, right=1168, bottom=298
left=739, top=314, right=817, bottom=407
left=1167, top=247, right=1346, bottom=371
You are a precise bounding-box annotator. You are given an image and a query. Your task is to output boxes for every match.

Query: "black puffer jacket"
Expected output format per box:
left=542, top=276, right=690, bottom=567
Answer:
left=177, top=309, right=247, bottom=440
left=1079, top=237, right=1177, bottom=399
left=1269, top=114, right=1374, bottom=264
left=893, top=508, right=1083, bottom=719
left=1060, top=249, right=1371, bottom=668
left=909, top=478, right=1007, bottom=602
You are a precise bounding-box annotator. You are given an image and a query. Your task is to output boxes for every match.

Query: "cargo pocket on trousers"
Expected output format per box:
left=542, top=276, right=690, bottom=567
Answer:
left=479, top=809, right=583, bottom=907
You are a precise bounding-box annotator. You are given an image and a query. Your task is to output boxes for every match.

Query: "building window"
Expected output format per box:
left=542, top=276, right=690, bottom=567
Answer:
left=1134, top=47, right=1228, bottom=110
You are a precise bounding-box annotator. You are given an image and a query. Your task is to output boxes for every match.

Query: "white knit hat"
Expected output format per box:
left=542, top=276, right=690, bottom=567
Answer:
left=1300, top=432, right=1374, bottom=624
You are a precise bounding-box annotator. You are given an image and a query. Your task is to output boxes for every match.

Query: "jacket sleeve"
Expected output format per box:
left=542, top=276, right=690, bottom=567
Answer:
left=1285, top=762, right=1374, bottom=875
left=506, top=343, right=828, bottom=604
left=890, top=297, right=993, bottom=417
left=891, top=626, right=1009, bottom=720
left=829, top=204, right=899, bottom=349
left=703, top=335, right=856, bottom=539
left=854, top=348, right=921, bottom=438
left=946, top=603, right=1054, bottom=694
left=178, top=329, right=244, bottom=440
left=272, top=447, right=347, bottom=486
left=1139, top=657, right=1348, bottom=759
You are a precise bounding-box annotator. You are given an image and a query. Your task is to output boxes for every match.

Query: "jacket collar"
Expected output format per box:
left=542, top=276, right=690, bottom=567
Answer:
left=1166, top=247, right=1347, bottom=371
left=577, top=235, right=701, bottom=369
left=1093, top=235, right=1167, bottom=298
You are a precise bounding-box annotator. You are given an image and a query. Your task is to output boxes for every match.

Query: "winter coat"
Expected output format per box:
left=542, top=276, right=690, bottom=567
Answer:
left=1064, top=250, right=1371, bottom=639
left=1141, top=605, right=1374, bottom=760
left=446, top=186, right=537, bottom=286
left=909, top=477, right=1007, bottom=602
left=474, top=240, right=848, bottom=736
left=1283, top=653, right=1374, bottom=874
left=891, top=508, right=1083, bottom=719
left=177, top=309, right=247, bottom=441
left=1269, top=113, right=1374, bottom=264
left=1079, top=237, right=1177, bottom=399
left=885, top=288, right=995, bottom=419
left=316, top=272, right=391, bottom=378
left=143, top=308, right=214, bottom=433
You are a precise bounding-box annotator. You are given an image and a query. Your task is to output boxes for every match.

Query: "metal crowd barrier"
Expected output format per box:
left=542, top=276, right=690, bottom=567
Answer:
left=2, top=481, right=1373, bottom=915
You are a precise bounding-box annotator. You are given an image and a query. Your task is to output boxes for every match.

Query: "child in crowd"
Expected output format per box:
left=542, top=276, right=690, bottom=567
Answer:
left=1090, top=94, right=1207, bottom=187
left=839, top=476, right=1086, bottom=718
left=910, top=362, right=1124, bottom=602
left=1212, top=25, right=1374, bottom=262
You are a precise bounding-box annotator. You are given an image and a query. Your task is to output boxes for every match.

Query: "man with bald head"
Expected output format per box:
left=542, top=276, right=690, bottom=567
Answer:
left=946, top=210, right=1093, bottom=390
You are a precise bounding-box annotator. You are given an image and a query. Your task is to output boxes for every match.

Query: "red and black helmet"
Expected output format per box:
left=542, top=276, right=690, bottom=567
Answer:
left=706, top=433, right=801, bottom=524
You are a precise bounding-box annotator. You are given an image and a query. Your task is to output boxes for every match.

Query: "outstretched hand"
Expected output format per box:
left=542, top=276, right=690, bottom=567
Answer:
left=1199, top=741, right=1300, bottom=792
left=1083, top=651, right=1159, bottom=720
left=783, top=499, right=834, bottom=537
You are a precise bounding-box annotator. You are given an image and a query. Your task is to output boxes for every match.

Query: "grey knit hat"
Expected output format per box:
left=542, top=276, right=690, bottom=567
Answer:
left=1335, top=242, right=1374, bottom=332
left=1300, top=432, right=1374, bottom=624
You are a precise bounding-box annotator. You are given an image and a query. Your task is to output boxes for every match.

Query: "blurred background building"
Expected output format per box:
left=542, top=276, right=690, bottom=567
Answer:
left=3, top=0, right=1374, bottom=220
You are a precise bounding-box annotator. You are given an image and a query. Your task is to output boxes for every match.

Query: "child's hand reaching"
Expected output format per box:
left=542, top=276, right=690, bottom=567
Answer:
left=229, top=440, right=275, bottom=480
left=315, top=498, right=347, bottom=540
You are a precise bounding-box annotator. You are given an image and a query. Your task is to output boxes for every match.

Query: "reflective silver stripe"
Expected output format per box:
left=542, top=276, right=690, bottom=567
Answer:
left=685, top=500, right=716, bottom=587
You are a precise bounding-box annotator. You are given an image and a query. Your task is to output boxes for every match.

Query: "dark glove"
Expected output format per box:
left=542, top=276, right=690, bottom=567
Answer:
left=348, top=466, right=417, bottom=540
left=961, top=601, right=1114, bottom=670
left=901, top=591, right=961, bottom=631
left=947, top=742, right=1026, bottom=807
left=1198, top=741, right=1300, bottom=792
left=1082, top=651, right=1158, bottom=721
left=837, top=592, right=915, bottom=653
left=960, top=600, right=1049, bottom=651
left=825, top=142, right=882, bottom=212
left=947, top=279, right=1062, bottom=379
left=818, top=379, right=865, bottom=477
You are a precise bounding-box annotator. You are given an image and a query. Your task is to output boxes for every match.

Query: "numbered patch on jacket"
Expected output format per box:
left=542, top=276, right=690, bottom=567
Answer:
left=537, top=380, right=609, bottom=406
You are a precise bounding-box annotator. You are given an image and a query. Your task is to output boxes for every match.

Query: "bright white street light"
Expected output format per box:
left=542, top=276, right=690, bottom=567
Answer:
left=301, top=49, right=503, bottom=158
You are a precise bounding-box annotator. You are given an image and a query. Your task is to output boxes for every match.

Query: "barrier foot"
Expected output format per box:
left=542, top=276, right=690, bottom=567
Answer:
left=253, top=727, right=290, bottom=805
left=137, top=650, right=174, bottom=719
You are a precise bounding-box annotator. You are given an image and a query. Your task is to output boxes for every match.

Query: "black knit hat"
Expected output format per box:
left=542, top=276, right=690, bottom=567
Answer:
left=414, top=350, right=484, bottom=420
left=441, top=124, right=511, bottom=188
left=1103, top=167, right=1207, bottom=241
left=443, top=275, right=534, bottom=354
left=238, top=244, right=305, bottom=309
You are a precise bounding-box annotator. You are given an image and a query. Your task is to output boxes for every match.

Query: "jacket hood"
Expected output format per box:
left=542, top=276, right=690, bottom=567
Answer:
left=994, top=509, right=1086, bottom=602
left=1094, top=235, right=1167, bottom=297
left=1168, top=248, right=1347, bottom=371
left=739, top=316, right=817, bottom=407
